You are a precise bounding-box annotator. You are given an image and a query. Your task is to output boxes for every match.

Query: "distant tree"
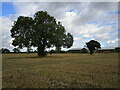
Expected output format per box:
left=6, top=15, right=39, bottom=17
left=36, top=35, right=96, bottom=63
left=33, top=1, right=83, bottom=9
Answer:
left=115, top=47, right=120, bottom=52
left=13, top=48, right=20, bottom=53
left=80, top=48, right=88, bottom=53
left=27, top=46, right=33, bottom=53
left=49, top=50, right=55, bottom=55
left=86, top=40, right=101, bottom=55
left=60, top=50, right=66, bottom=53
left=11, top=11, right=73, bottom=57
left=1, top=48, right=10, bottom=53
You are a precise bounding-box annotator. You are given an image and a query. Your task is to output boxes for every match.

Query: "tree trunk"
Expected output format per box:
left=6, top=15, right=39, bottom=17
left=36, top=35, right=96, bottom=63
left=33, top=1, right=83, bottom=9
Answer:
left=27, top=47, right=30, bottom=53
left=56, top=46, right=61, bottom=53
left=90, top=50, right=93, bottom=55
left=37, top=45, right=46, bottom=57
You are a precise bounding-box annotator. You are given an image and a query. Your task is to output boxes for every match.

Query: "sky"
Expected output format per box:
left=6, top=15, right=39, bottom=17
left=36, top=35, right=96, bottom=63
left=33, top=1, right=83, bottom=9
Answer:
left=0, top=1, right=119, bottom=52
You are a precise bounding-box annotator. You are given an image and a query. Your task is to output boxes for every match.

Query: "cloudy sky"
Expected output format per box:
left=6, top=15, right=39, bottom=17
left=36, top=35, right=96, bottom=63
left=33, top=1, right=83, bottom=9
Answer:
left=1, top=1, right=119, bottom=52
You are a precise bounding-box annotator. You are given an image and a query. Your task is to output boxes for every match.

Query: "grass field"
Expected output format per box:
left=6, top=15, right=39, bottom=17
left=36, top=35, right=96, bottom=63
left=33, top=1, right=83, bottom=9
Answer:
left=2, top=53, right=118, bottom=88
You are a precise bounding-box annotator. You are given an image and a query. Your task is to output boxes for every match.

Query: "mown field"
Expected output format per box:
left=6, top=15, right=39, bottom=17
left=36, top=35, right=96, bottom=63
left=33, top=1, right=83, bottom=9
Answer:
left=2, top=53, right=118, bottom=88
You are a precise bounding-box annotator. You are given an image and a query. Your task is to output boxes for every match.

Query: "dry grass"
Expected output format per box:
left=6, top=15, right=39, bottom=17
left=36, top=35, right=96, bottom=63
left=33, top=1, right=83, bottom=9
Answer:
left=2, top=53, right=118, bottom=88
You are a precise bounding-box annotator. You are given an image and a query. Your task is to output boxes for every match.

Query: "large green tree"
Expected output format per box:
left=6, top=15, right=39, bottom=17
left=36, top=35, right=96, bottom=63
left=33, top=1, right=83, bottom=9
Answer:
left=11, top=11, right=73, bottom=56
left=86, top=40, right=101, bottom=55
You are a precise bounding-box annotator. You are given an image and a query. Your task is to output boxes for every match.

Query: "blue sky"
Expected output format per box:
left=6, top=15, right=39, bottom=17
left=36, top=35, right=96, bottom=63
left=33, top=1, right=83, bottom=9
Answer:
left=2, top=2, right=16, bottom=16
left=1, top=2, right=119, bottom=51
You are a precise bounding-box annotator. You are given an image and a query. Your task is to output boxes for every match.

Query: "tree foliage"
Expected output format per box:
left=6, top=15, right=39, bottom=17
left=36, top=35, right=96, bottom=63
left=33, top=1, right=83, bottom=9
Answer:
left=53, top=22, right=73, bottom=52
left=0, top=48, right=10, bottom=53
left=80, top=48, right=88, bottom=53
left=86, top=40, right=101, bottom=55
left=11, top=11, right=74, bottom=56
left=115, top=47, right=120, bottom=52
left=13, top=48, right=20, bottom=53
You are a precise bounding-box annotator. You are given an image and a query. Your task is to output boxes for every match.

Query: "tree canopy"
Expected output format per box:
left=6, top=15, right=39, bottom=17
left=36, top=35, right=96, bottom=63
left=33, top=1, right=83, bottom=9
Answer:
left=86, top=40, right=101, bottom=55
left=0, top=48, right=10, bottom=53
left=13, top=48, right=20, bottom=53
left=80, top=48, right=88, bottom=53
left=11, top=11, right=74, bottom=56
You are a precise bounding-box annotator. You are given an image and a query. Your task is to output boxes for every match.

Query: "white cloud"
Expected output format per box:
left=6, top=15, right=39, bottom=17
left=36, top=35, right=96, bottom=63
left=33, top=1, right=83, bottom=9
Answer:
left=65, top=11, right=76, bottom=16
left=0, top=17, right=14, bottom=50
left=107, top=39, right=119, bottom=44
left=107, top=39, right=119, bottom=47
left=83, top=34, right=90, bottom=38
left=74, top=37, right=82, bottom=41
left=13, top=2, right=39, bottom=17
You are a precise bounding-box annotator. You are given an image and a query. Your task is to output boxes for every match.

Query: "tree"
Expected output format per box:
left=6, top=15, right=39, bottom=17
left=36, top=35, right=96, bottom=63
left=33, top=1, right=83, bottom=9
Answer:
left=13, top=48, right=20, bottom=53
left=115, top=47, right=120, bottom=52
left=49, top=50, right=55, bottom=55
left=80, top=48, right=88, bottom=53
left=0, top=48, right=10, bottom=53
left=11, top=11, right=73, bottom=56
left=27, top=46, right=33, bottom=53
left=86, top=40, right=101, bottom=55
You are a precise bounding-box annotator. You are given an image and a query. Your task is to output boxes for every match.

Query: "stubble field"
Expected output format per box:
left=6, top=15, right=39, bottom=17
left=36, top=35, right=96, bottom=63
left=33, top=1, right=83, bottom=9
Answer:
left=2, top=53, right=118, bottom=88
